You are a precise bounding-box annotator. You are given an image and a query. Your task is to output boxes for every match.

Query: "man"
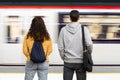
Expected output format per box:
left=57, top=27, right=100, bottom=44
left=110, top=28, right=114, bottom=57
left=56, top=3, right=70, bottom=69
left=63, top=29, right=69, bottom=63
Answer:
left=58, top=10, right=93, bottom=80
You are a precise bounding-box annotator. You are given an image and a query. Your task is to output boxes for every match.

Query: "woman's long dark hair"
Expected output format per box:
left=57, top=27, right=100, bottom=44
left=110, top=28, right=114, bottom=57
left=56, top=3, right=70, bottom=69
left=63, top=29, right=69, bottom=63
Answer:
left=27, top=16, right=50, bottom=42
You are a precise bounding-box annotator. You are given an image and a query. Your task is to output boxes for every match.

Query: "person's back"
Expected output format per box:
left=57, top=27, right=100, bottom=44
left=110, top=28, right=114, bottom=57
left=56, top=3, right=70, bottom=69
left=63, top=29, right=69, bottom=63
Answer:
left=58, top=10, right=93, bottom=80
left=23, top=16, right=53, bottom=80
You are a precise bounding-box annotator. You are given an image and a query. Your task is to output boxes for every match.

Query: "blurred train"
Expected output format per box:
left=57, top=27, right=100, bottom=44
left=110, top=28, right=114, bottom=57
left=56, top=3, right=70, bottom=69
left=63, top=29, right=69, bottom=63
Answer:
left=0, top=6, right=120, bottom=65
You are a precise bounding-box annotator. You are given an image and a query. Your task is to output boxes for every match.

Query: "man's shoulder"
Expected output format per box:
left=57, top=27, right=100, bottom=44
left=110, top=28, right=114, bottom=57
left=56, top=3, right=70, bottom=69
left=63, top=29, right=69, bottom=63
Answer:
left=61, top=25, right=67, bottom=31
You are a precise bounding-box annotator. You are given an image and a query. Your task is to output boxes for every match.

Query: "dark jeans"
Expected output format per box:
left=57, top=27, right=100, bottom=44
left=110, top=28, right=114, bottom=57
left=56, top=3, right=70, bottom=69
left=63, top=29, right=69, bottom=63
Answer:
left=64, top=62, right=86, bottom=80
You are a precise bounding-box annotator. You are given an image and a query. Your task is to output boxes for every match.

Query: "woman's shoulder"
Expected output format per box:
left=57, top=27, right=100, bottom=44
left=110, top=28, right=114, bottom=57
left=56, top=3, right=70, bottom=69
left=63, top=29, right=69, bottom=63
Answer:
left=23, top=35, right=27, bottom=41
left=24, top=35, right=34, bottom=41
left=44, top=38, right=52, bottom=43
left=45, top=38, right=52, bottom=41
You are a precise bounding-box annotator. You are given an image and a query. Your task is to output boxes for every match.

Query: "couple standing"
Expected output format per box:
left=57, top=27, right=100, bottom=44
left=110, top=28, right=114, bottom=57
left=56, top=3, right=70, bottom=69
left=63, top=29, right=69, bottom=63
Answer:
left=23, top=10, right=93, bottom=80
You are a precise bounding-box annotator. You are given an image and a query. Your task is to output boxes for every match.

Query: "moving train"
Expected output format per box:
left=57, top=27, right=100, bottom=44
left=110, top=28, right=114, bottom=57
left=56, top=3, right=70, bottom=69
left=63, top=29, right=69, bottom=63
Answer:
left=0, top=6, right=120, bottom=65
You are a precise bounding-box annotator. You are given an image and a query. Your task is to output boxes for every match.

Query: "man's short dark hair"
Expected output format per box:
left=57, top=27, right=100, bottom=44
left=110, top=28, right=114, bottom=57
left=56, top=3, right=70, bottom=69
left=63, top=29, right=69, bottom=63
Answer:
left=70, top=10, right=79, bottom=22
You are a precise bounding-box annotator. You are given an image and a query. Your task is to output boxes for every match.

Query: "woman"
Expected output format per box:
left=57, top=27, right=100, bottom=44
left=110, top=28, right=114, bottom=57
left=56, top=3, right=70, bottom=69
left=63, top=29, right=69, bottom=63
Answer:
left=23, top=16, right=53, bottom=80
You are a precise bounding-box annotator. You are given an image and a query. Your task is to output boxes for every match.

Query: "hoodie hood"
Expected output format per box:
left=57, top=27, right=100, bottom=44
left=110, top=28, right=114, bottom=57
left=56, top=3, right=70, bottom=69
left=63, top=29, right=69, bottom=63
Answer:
left=65, top=22, right=81, bottom=34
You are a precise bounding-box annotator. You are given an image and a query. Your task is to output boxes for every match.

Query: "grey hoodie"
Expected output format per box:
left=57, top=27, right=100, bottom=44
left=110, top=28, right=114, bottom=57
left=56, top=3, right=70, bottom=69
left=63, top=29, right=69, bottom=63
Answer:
left=58, top=22, right=93, bottom=63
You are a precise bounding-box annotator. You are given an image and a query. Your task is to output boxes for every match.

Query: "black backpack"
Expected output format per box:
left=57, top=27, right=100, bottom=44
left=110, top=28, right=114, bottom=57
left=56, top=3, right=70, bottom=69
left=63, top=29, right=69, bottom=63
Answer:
left=30, top=41, right=46, bottom=63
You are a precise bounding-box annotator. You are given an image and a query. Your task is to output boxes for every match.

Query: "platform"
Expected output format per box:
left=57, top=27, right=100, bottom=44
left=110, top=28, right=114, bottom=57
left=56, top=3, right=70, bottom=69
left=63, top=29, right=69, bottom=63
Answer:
left=0, top=72, right=120, bottom=80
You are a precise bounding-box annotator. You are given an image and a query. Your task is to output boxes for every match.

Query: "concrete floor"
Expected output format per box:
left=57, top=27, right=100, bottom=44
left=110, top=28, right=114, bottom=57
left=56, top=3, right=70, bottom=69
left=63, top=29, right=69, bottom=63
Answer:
left=0, top=66, right=120, bottom=73
left=0, top=72, right=120, bottom=80
left=0, top=66, right=120, bottom=80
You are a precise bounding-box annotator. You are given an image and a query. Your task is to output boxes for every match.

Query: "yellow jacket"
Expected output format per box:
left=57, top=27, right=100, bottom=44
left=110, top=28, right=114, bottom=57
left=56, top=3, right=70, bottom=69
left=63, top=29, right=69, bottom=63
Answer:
left=23, top=35, right=53, bottom=62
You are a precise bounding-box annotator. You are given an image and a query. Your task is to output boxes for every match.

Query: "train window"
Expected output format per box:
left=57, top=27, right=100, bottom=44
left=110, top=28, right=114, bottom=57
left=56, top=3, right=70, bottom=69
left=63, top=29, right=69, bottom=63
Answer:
left=4, top=16, right=23, bottom=43
left=4, top=16, right=46, bottom=44
left=58, top=12, right=120, bottom=43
